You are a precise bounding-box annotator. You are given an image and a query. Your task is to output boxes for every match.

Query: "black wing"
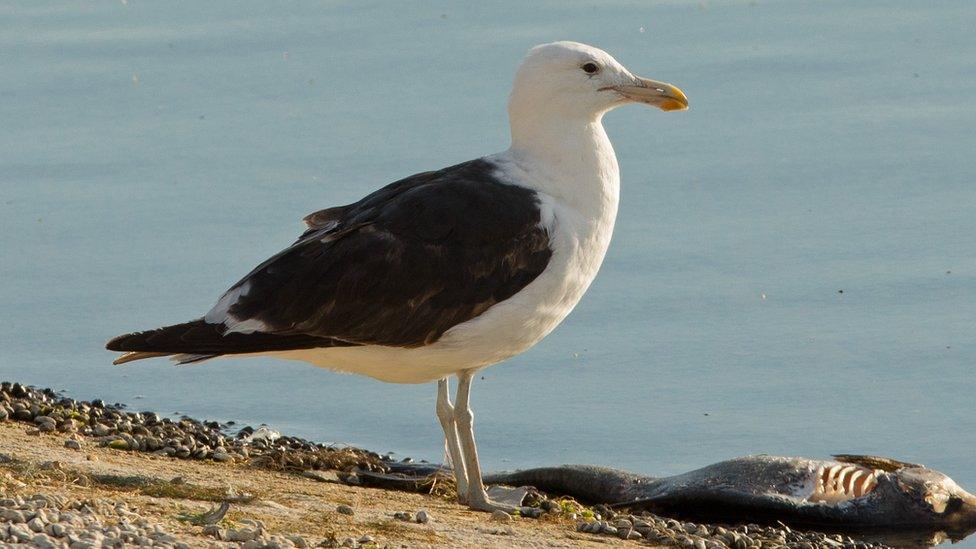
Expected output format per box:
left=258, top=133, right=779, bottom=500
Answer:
left=213, top=158, right=552, bottom=348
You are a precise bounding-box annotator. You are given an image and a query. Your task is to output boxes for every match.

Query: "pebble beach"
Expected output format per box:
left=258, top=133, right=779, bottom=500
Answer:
left=0, top=381, right=906, bottom=548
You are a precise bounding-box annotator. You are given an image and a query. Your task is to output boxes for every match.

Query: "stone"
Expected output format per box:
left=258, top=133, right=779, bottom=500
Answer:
left=415, top=510, right=430, bottom=524
left=64, top=439, right=82, bottom=450
left=0, top=509, right=26, bottom=523
left=225, top=528, right=258, bottom=542
left=301, top=470, right=331, bottom=482
left=107, top=439, right=129, bottom=450
left=540, top=499, right=560, bottom=512
left=519, top=506, right=543, bottom=518
left=335, top=504, right=355, bottom=516
left=8, top=525, right=32, bottom=542
left=32, top=533, right=58, bottom=549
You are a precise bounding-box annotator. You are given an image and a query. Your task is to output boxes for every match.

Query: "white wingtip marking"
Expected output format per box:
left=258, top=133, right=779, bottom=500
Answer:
left=205, top=282, right=251, bottom=324
left=223, top=317, right=270, bottom=334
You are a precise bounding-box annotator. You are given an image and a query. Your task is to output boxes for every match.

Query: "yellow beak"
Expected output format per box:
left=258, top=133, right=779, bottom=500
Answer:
left=604, top=77, right=689, bottom=111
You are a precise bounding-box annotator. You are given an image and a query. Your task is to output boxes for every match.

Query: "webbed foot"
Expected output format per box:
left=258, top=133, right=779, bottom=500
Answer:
left=467, top=485, right=529, bottom=513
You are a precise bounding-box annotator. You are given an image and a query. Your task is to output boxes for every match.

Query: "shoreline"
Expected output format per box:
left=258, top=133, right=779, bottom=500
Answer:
left=0, top=382, right=893, bottom=548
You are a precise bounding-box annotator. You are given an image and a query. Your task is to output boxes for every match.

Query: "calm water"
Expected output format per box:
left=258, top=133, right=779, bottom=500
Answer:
left=3, top=0, right=975, bottom=542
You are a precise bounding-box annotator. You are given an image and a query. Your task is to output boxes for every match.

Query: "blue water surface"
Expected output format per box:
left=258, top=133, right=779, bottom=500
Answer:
left=2, top=1, right=975, bottom=543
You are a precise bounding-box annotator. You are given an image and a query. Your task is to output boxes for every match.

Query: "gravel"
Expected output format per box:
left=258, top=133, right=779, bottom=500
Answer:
left=575, top=512, right=893, bottom=548
left=0, top=493, right=191, bottom=548
left=0, top=382, right=384, bottom=476
left=0, top=492, right=381, bottom=548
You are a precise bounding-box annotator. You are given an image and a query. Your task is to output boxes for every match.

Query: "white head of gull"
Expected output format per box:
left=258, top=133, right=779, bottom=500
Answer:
left=106, top=41, right=687, bottom=512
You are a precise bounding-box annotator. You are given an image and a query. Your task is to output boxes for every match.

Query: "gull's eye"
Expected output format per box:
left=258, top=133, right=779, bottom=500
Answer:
left=581, top=62, right=600, bottom=74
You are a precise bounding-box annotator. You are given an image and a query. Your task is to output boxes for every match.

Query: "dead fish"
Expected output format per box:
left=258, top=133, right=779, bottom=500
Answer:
left=357, top=454, right=976, bottom=540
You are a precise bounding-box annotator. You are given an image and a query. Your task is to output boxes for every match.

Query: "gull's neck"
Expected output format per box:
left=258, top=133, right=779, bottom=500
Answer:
left=500, top=106, right=620, bottom=218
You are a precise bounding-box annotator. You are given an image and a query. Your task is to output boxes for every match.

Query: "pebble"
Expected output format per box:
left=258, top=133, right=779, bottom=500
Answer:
left=490, top=510, right=512, bottom=523
left=1, top=509, right=26, bottom=523
left=64, top=438, right=82, bottom=450
left=392, top=511, right=413, bottom=522
left=0, top=381, right=383, bottom=476
left=416, top=509, right=430, bottom=524
left=302, top=470, right=331, bottom=482
left=107, top=438, right=129, bottom=450
left=226, top=527, right=259, bottom=542
left=336, top=504, right=355, bottom=516
left=540, top=499, right=561, bottom=513
left=571, top=512, right=893, bottom=549
left=27, top=517, right=44, bottom=532
left=32, top=533, right=58, bottom=549
left=0, top=490, right=217, bottom=548
left=8, top=525, right=31, bottom=542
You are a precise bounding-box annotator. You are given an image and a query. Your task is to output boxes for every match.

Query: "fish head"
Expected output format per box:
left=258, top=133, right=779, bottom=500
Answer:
left=869, top=467, right=976, bottom=535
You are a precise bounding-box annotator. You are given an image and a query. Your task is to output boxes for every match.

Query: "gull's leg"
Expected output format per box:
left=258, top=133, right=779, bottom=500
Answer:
left=454, top=370, right=520, bottom=513
left=435, top=377, right=468, bottom=504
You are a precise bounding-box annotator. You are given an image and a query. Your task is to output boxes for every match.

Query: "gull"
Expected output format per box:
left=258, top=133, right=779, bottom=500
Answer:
left=107, top=41, right=688, bottom=512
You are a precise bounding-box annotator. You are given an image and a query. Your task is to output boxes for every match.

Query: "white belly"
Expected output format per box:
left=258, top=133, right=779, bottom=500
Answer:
left=274, top=194, right=616, bottom=384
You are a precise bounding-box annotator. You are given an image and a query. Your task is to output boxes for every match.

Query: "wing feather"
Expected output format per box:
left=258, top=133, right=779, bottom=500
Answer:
left=211, top=159, right=552, bottom=348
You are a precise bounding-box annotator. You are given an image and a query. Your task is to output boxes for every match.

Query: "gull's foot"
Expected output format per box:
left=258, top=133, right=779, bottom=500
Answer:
left=468, top=496, right=520, bottom=514
left=466, top=485, right=529, bottom=513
